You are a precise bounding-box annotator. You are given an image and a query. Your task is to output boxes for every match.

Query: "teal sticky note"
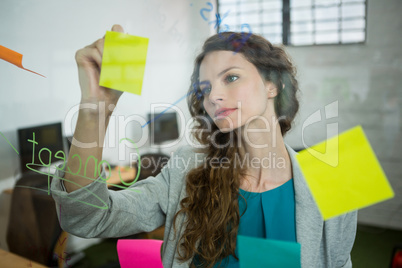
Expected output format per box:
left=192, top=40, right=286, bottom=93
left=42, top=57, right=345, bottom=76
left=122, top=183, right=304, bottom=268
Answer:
left=238, top=236, right=301, bottom=268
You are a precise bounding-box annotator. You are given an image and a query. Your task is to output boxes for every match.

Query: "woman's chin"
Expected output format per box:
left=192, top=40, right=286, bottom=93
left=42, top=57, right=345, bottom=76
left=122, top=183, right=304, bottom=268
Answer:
left=214, top=121, right=240, bottom=133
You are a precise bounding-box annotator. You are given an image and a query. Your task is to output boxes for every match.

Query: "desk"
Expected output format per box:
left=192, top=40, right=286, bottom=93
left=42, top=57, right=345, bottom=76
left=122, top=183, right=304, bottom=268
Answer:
left=3, top=188, right=13, bottom=195
left=0, top=248, right=47, bottom=268
left=106, top=166, right=137, bottom=188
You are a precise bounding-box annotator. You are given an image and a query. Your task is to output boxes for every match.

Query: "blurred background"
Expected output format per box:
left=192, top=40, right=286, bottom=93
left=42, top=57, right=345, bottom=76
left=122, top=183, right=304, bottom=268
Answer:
left=0, top=0, right=401, bottom=267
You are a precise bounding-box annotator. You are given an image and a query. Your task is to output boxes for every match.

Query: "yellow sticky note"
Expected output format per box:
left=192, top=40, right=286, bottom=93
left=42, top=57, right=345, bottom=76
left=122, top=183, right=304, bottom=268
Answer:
left=296, top=125, right=394, bottom=220
left=99, top=31, right=149, bottom=95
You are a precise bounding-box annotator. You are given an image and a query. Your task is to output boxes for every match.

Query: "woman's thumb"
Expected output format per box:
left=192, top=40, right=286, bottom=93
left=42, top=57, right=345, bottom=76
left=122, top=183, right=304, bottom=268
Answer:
left=111, top=24, right=124, bottom=33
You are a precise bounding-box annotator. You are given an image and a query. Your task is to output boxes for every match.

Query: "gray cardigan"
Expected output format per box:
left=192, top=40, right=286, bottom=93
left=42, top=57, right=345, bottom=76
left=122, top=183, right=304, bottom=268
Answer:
left=51, top=144, right=357, bottom=268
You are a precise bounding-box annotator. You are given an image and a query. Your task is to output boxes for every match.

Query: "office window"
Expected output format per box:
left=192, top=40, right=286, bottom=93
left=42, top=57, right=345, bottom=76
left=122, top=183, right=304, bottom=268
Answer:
left=218, top=0, right=367, bottom=45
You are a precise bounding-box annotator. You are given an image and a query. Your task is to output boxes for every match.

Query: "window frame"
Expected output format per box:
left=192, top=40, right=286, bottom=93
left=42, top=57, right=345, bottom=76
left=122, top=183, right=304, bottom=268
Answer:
left=217, top=0, right=368, bottom=46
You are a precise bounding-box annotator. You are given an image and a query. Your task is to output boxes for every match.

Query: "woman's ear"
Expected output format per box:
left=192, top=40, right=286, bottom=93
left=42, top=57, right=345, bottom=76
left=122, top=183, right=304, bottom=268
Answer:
left=265, top=81, right=278, bottom=98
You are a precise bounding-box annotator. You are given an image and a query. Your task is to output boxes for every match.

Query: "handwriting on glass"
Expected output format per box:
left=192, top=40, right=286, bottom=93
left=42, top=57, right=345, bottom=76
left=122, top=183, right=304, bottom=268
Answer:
left=199, top=1, right=252, bottom=53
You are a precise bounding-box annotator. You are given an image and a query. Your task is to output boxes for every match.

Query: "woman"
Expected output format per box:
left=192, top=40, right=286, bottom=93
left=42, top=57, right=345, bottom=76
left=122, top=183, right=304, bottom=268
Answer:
left=51, top=25, right=357, bottom=268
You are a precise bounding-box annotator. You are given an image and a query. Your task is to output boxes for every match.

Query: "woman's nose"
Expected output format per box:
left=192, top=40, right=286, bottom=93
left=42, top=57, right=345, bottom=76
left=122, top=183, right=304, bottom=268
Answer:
left=208, top=85, right=225, bottom=104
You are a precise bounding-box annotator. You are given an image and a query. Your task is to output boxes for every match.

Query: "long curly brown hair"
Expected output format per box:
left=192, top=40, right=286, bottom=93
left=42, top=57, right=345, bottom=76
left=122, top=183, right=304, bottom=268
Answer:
left=173, top=32, right=300, bottom=267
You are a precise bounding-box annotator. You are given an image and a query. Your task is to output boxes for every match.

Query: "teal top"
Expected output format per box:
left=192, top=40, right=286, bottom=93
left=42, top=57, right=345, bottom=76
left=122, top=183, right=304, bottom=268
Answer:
left=214, top=178, right=297, bottom=268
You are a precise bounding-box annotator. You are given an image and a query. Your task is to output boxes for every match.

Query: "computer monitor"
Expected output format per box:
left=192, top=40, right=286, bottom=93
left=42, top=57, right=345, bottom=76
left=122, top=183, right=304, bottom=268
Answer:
left=147, top=112, right=179, bottom=146
left=18, top=122, right=64, bottom=173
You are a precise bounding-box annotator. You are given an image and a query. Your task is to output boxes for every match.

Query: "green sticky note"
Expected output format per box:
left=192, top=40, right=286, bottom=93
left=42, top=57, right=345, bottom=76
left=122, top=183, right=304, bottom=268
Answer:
left=296, top=125, right=394, bottom=220
left=238, top=236, right=301, bottom=268
left=99, top=31, right=149, bottom=95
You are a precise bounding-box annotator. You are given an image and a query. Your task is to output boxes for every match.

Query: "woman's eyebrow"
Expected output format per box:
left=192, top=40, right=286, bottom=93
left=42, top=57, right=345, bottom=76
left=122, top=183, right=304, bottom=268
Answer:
left=199, top=66, right=242, bottom=83
left=217, top=66, right=241, bottom=77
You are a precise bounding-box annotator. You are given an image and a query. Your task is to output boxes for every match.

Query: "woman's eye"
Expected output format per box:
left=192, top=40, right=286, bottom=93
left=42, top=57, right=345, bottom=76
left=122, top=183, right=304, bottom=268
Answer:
left=194, top=81, right=211, bottom=100
left=225, top=75, right=239, bottom=83
left=201, top=86, right=211, bottom=95
left=199, top=81, right=212, bottom=97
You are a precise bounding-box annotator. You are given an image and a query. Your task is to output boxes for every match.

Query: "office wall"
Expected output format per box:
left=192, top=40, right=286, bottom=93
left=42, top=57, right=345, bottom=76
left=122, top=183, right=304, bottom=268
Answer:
left=284, top=0, right=402, bottom=230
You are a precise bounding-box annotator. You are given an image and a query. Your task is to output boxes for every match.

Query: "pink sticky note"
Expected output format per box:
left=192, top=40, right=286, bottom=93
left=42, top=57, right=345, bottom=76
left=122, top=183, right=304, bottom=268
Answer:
left=117, top=239, right=163, bottom=268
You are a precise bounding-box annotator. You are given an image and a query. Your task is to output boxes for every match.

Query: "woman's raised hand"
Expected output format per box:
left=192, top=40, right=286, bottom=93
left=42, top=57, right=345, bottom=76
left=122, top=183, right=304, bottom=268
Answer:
left=75, top=24, right=124, bottom=106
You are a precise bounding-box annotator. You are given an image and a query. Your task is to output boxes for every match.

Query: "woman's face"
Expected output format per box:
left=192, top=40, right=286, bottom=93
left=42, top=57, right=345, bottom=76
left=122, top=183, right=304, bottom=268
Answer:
left=199, top=51, right=277, bottom=132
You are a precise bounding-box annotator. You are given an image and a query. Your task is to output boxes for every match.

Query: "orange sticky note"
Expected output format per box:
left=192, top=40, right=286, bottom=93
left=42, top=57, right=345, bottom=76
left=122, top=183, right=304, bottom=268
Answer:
left=99, top=31, right=149, bottom=95
left=296, top=125, right=394, bottom=220
left=0, top=45, right=45, bottom=77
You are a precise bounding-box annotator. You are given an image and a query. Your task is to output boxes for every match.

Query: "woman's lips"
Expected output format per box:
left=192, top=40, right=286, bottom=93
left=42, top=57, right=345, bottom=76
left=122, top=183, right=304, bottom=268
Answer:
left=214, top=108, right=237, bottom=119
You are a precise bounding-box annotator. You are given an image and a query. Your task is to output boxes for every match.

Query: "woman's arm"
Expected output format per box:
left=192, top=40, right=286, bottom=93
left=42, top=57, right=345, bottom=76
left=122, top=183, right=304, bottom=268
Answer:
left=64, top=25, right=124, bottom=193
left=51, top=145, right=194, bottom=238
left=324, top=210, right=357, bottom=268
left=52, top=166, right=171, bottom=238
left=338, top=211, right=357, bottom=268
